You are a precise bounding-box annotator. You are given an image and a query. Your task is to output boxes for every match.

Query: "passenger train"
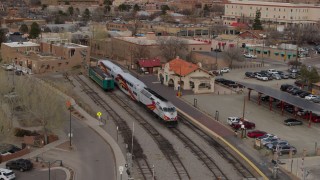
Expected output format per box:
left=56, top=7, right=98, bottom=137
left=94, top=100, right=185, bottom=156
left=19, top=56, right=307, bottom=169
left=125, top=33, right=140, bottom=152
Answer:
left=98, top=59, right=178, bottom=125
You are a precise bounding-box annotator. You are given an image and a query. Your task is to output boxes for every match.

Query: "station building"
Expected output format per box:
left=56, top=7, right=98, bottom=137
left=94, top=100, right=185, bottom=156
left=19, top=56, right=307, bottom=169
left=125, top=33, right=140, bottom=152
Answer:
left=158, top=57, right=214, bottom=94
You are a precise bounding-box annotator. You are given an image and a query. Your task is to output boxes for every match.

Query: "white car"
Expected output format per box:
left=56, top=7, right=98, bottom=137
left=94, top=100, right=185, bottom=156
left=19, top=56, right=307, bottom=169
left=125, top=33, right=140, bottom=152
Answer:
left=227, top=117, right=241, bottom=125
left=267, top=69, right=278, bottom=74
left=0, top=168, right=16, bottom=180
left=220, top=67, right=230, bottom=73
left=305, top=94, right=318, bottom=100
left=256, top=74, right=268, bottom=81
left=244, top=53, right=257, bottom=58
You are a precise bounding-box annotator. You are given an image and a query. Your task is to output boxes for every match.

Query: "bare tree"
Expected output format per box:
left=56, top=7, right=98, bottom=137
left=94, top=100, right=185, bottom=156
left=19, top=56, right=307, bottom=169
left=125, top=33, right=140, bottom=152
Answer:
left=132, top=40, right=150, bottom=60
left=14, top=77, right=67, bottom=144
left=265, top=28, right=283, bottom=45
left=211, top=24, right=228, bottom=36
left=223, top=48, right=245, bottom=68
left=127, top=20, right=141, bottom=36
left=157, top=36, right=188, bottom=61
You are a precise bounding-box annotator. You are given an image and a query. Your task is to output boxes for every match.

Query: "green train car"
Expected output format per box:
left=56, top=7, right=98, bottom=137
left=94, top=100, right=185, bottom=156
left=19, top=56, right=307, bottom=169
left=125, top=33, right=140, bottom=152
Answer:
left=89, top=66, right=115, bottom=91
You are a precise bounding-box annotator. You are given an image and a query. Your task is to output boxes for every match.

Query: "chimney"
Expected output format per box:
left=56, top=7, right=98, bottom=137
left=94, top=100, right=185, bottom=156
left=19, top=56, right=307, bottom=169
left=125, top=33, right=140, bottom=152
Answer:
left=146, top=32, right=156, bottom=40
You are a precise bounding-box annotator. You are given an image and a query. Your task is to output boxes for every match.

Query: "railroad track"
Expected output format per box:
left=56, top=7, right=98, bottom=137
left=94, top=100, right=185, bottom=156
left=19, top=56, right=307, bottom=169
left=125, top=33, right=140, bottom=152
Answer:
left=108, top=93, right=190, bottom=180
left=179, top=114, right=256, bottom=179
left=170, top=128, right=228, bottom=179
left=73, top=75, right=154, bottom=180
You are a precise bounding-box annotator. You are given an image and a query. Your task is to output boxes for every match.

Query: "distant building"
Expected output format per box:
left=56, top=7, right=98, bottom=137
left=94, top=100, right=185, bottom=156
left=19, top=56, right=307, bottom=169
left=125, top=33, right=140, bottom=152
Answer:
left=1, top=39, right=90, bottom=74
left=111, top=32, right=211, bottom=65
left=224, top=0, right=320, bottom=27
left=41, top=0, right=102, bottom=5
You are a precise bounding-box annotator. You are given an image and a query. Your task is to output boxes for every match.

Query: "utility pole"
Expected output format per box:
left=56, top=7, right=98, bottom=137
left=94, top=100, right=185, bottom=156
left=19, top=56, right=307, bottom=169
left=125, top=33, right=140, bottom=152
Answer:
left=295, top=23, right=301, bottom=69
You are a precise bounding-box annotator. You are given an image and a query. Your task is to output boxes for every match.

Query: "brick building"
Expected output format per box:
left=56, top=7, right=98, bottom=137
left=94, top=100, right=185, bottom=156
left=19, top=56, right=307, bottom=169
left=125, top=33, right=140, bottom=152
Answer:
left=1, top=39, right=90, bottom=74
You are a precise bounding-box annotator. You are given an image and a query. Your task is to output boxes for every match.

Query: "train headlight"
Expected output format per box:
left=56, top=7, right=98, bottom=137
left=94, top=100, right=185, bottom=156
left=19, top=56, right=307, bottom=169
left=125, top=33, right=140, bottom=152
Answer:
left=163, top=115, right=170, bottom=121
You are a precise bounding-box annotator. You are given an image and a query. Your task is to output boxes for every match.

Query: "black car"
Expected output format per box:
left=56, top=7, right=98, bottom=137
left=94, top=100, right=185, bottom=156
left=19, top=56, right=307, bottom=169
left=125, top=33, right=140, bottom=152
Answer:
left=280, top=84, right=293, bottom=91
left=213, top=48, right=222, bottom=52
left=261, top=95, right=269, bottom=101
left=299, top=92, right=311, bottom=98
left=284, top=118, right=303, bottom=126
left=292, top=90, right=304, bottom=96
left=6, top=159, right=33, bottom=172
left=245, top=72, right=255, bottom=78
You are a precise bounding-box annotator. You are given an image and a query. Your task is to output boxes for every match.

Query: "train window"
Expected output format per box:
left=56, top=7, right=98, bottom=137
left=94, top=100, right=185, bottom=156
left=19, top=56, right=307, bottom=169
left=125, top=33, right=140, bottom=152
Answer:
left=163, top=107, right=168, bottom=112
left=159, top=107, right=163, bottom=110
left=133, top=91, right=137, bottom=96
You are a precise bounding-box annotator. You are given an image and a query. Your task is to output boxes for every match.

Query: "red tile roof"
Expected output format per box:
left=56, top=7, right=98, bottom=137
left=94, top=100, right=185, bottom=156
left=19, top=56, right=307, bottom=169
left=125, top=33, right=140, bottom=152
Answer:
left=168, top=57, right=199, bottom=76
left=138, top=58, right=161, bottom=68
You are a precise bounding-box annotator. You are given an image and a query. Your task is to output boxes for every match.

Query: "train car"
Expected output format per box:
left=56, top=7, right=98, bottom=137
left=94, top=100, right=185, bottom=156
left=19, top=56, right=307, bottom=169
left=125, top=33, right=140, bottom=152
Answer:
left=89, top=66, right=115, bottom=91
left=99, top=59, right=178, bottom=125
left=98, top=59, right=123, bottom=79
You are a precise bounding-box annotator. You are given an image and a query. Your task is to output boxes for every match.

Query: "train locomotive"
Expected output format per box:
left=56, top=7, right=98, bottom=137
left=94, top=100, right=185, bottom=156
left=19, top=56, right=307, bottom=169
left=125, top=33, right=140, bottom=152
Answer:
left=98, top=60, right=178, bottom=125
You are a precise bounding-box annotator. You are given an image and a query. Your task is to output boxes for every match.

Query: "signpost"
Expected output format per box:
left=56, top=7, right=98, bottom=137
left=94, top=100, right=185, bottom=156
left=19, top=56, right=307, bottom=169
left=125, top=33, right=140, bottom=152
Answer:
left=97, top=111, right=102, bottom=124
left=119, top=166, right=123, bottom=180
left=66, top=100, right=72, bottom=147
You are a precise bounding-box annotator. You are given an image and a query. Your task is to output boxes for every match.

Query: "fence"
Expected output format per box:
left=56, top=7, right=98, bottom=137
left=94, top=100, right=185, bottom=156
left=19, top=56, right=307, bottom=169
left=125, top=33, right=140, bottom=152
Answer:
left=0, top=147, right=30, bottom=163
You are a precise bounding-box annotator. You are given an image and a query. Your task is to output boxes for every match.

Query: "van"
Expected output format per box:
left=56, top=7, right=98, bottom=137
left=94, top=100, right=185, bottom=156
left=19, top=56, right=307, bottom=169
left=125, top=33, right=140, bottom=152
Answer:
left=0, top=168, right=16, bottom=180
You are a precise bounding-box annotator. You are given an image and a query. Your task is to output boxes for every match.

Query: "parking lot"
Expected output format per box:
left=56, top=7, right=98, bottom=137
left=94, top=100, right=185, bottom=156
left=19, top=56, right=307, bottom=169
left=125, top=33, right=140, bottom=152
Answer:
left=182, top=65, right=320, bottom=159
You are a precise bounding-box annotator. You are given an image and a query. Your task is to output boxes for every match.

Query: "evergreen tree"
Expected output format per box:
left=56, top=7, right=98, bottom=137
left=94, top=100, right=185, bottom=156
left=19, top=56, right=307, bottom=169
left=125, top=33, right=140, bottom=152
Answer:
left=29, top=22, right=41, bottom=39
left=161, top=5, right=170, bottom=15
left=0, top=29, right=7, bottom=46
left=83, top=8, right=91, bottom=21
left=253, top=10, right=263, bottom=30
left=133, top=4, right=140, bottom=12
left=68, top=6, right=74, bottom=16
left=19, top=24, right=29, bottom=34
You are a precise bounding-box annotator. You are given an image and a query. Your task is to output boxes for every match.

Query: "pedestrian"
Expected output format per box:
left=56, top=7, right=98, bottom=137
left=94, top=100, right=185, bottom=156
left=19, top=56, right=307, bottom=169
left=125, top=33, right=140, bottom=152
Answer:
left=234, top=130, right=238, bottom=137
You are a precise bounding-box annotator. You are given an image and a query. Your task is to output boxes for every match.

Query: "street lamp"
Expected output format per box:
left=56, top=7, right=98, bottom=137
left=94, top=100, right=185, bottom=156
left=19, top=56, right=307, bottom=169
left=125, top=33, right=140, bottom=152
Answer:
left=36, top=157, right=63, bottom=180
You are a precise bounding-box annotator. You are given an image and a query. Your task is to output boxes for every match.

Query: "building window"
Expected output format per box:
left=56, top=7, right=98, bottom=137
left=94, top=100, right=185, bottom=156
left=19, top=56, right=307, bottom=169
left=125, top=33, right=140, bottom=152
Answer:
left=199, top=48, right=202, bottom=50
left=266, top=8, right=268, bottom=10
left=291, top=9, right=293, bottom=12
left=193, top=48, right=195, bottom=50
left=283, top=16, right=285, bottom=18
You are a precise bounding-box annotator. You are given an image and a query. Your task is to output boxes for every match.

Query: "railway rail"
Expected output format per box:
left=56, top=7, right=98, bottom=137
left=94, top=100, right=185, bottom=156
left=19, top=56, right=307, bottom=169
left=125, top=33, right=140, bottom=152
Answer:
left=73, top=75, right=154, bottom=180
left=179, top=114, right=257, bottom=179
left=107, top=93, right=190, bottom=180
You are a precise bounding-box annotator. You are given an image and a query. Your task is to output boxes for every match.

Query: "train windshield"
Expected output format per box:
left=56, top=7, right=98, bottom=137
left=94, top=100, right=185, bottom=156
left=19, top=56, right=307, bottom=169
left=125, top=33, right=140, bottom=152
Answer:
left=163, top=107, right=176, bottom=112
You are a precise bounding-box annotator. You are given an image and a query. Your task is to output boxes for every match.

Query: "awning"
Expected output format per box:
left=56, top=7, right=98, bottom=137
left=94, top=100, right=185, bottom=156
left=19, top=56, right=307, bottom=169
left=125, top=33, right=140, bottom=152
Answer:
left=256, top=49, right=261, bottom=52
left=263, top=50, right=269, bottom=53
left=274, top=52, right=279, bottom=55
left=280, top=52, right=285, bottom=55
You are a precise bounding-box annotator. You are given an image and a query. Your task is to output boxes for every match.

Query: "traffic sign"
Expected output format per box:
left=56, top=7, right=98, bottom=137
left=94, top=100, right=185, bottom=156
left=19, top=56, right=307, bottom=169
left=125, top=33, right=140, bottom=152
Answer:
left=97, top=112, right=102, bottom=118
left=66, top=100, right=71, bottom=108
left=119, top=166, right=124, bottom=174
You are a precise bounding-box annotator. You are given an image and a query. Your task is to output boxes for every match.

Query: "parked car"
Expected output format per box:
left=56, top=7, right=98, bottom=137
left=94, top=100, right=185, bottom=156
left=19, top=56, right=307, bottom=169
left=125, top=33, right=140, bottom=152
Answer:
left=280, top=73, right=289, bottom=79
left=312, top=97, right=320, bottom=103
left=267, top=69, right=278, bottom=74
left=5, top=159, right=33, bottom=172
left=299, top=92, right=311, bottom=98
left=272, top=73, right=281, bottom=80
left=265, top=140, right=289, bottom=150
left=245, top=72, right=255, bottom=78
left=280, top=84, right=293, bottom=91
left=213, top=48, right=222, bottom=52
left=256, top=74, right=268, bottom=81
left=261, top=137, right=280, bottom=146
left=273, top=145, right=297, bottom=155
left=247, top=130, right=267, bottom=138
left=288, top=68, right=299, bottom=73
left=261, top=95, right=270, bottom=101
left=284, top=118, right=303, bottom=126
left=0, top=168, right=15, bottom=180
left=220, top=67, right=230, bottom=73
left=231, top=121, right=256, bottom=130
left=305, top=94, right=318, bottom=100
left=256, top=133, right=277, bottom=140
left=289, top=73, right=298, bottom=79
left=244, top=53, right=257, bottom=58
left=227, top=117, right=241, bottom=125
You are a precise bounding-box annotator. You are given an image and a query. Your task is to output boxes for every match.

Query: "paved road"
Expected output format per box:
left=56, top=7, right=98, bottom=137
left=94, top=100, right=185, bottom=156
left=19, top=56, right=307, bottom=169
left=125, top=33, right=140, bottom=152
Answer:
left=66, top=117, right=116, bottom=180
left=15, top=169, right=66, bottom=180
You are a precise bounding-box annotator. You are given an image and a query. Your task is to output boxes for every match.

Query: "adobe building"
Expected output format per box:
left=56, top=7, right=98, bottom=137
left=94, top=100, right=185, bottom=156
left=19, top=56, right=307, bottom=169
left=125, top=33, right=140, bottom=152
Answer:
left=158, top=57, right=214, bottom=94
left=111, top=32, right=211, bottom=66
left=1, top=39, right=90, bottom=74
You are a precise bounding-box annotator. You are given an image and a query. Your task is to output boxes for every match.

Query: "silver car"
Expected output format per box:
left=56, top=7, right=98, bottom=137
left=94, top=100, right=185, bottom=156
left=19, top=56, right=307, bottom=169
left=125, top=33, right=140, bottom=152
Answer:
left=272, top=73, right=281, bottom=80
